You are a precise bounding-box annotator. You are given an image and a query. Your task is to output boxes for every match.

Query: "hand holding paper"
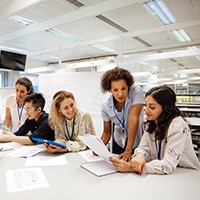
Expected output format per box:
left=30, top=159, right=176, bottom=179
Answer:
left=78, top=134, right=112, bottom=161
left=78, top=134, right=117, bottom=177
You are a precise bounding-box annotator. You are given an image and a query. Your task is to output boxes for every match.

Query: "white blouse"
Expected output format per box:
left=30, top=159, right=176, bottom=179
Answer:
left=134, top=116, right=200, bottom=174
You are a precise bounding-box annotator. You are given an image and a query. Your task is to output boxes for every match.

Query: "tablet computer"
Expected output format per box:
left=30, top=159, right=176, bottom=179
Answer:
left=31, top=137, right=67, bottom=149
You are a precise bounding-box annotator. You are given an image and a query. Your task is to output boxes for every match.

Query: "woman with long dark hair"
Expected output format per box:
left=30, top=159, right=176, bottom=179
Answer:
left=110, top=85, right=200, bottom=174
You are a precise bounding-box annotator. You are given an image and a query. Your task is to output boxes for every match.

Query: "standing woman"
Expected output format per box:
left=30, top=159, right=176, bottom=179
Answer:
left=3, top=77, right=34, bottom=133
left=46, top=90, right=96, bottom=153
left=100, top=67, right=145, bottom=161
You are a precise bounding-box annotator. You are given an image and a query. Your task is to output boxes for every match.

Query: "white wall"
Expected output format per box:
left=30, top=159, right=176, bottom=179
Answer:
left=38, top=72, right=107, bottom=137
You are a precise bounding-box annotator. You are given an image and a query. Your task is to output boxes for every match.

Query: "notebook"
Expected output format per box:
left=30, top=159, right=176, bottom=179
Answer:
left=79, top=134, right=117, bottom=176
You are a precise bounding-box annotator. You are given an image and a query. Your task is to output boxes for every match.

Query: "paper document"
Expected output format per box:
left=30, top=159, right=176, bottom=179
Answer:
left=25, top=154, right=68, bottom=166
left=6, top=167, right=49, bottom=193
left=0, top=143, right=13, bottom=152
left=78, top=135, right=117, bottom=176
left=81, top=160, right=117, bottom=177
left=78, top=134, right=112, bottom=161
left=7, top=145, right=44, bottom=158
left=79, top=149, right=104, bottom=162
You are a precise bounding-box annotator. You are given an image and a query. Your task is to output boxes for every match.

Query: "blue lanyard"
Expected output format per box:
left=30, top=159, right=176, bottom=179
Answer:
left=155, top=140, right=162, bottom=160
left=17, top=102, right=25, bottom=125
left=65, top=118, right=76, bottom=140
left=113, top=102, right=127, bottom=133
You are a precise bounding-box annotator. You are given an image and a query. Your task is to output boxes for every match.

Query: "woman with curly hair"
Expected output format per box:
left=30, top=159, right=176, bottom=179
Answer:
left=100, top=67, right=145, bottom=161
left=110, top=85, right=200, bottom=174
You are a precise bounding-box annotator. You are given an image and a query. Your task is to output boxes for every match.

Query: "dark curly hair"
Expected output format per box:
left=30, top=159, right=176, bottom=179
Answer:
left=145, top=85, right=184, bottom=140
left=100, top=67, right=134, bottom=93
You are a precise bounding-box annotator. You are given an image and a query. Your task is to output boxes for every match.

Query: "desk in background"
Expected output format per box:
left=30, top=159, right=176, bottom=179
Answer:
left=0, top=144, right=200, bottom=200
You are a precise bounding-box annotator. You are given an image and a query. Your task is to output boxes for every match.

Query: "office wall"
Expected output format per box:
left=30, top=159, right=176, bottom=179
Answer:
left=0, top=88, right=15, bottom=124
left=38, top=72, right=107, bottom=136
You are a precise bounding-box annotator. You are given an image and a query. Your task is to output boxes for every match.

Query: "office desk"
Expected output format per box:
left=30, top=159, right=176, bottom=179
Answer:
left=0, top=146, right=200, bottom=200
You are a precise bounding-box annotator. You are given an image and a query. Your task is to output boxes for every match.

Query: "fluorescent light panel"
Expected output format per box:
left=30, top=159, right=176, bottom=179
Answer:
left=8, top=15, right=36, bottom=25
left=90, top=43, right=115, bottom=53
left=46, top=28, right=82, bottom=42
left=144, top=0, right=176, bottom=25
left=171, top=29, right=191, bottom=42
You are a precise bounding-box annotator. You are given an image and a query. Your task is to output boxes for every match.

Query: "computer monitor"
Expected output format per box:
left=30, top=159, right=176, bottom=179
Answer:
left=0, top=50, right=27, bottom=71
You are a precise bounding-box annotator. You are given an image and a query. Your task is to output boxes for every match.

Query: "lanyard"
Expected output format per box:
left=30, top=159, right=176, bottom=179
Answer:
left=155, top=140, right=162, bottom=160
left=17, top=102, right=25, bottom=125
left=113, top=102, right=127, bottom=133
left=65, top=118, right=76, bottom=140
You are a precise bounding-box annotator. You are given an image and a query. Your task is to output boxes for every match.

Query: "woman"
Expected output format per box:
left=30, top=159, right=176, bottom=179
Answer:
left=45, top=90, right=96, bottom=153
left=100, top=67, right=145, bottom=161
left=110, top=85, right=200, bottom=174
left=3, top=77, right=34, bottom=133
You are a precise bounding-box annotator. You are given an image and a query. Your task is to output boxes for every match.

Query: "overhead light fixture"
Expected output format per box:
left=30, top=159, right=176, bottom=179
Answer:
left=144, top=0, right=176, bottom=25
left=188, top=46, right=200, bottom=60
left=171, top=29, right=191, bottom=42
left=46, top=28, right=82, bottom=42
left=8, top=15, right=36, bottom=25
left=90, top=43, right=115, bottom=53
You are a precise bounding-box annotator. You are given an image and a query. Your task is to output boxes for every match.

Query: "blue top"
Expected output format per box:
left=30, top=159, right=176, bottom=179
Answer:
left=101, top=85, right=145, bottom=149
left=14, top=111, right=55, bottom=143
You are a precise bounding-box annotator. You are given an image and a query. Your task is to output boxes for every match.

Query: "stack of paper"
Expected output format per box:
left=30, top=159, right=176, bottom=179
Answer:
left=78, top=135, right=117, bottom=177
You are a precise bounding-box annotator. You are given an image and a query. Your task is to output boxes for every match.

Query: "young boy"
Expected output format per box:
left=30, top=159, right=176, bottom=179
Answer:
left=0, top=93, right=55, bottom=145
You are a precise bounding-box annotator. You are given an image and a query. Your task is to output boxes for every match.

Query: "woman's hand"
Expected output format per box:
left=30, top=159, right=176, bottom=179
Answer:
left=117, top=150, right=132, bottom=161
left=44, top=143, right=69, bottom=153
left=130, top=153, right=146, bottom=174
left=110, top=153, right=146, bottom=174
left=109, top=157, right=133, bottom=172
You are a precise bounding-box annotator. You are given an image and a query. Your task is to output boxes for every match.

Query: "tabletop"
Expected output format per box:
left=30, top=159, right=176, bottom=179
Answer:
left=0, top=143, right=200, bottom=200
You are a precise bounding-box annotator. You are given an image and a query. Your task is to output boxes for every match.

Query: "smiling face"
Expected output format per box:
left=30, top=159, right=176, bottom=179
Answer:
left=110, top=79, right=129, bottom=104
left=59, top=97, right=76, bottom=120
left=145, top=95, right=163, bottom=123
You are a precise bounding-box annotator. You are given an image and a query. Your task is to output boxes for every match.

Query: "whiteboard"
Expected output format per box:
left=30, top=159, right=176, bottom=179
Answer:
left=38, top=72, right=106, bottom=137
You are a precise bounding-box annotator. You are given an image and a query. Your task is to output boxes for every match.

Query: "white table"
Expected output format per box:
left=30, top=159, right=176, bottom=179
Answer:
left=0, top=144, right=200, bottom=200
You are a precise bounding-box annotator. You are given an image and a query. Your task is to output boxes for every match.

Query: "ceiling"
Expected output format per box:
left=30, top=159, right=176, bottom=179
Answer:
left=0, top=0, right=200, bottom=84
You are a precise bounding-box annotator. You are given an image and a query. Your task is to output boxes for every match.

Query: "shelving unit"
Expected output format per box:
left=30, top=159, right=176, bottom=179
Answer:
left=173, top=84, right=200, bottom=160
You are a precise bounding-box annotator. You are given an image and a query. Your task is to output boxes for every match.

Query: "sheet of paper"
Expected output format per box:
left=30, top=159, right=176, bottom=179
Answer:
left=79, top=149, right=104, bottom=162
left=81, top=160, right=117, bottom=177
left=25, top=154, right=68, bottom=166
left=0, top=143, right=13, bottom=151
left=6, top=167, right=49, bottom=193
left=78, top=135, right=112, bottom=161
left=7, top=145, right=45, bottom=158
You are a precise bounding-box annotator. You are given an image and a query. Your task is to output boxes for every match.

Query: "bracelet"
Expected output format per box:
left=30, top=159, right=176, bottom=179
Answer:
left=2, top=125, right=10, bottom=131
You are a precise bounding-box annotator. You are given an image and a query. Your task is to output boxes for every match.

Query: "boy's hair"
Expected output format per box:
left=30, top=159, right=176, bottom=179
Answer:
left=25, top=93, right=45, bottom=111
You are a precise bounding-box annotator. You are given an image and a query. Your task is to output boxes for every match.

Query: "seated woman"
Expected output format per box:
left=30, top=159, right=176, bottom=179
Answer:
left=45, top=90, right=96, bottom=153
left=110, top=85, right=200, bottom=174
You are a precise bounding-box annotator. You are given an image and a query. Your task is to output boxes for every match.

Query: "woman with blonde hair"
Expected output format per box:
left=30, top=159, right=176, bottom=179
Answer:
left=46, top=90, right=96, bottom=153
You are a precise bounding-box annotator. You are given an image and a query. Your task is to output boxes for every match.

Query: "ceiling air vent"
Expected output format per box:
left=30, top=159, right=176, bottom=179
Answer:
left=96, top=15, right=128, bottom=33
left=62, top=0, right=84, bottom=8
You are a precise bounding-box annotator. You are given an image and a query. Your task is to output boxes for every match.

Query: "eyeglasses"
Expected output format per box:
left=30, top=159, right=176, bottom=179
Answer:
left=24, top=107, right=37, bottom=113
